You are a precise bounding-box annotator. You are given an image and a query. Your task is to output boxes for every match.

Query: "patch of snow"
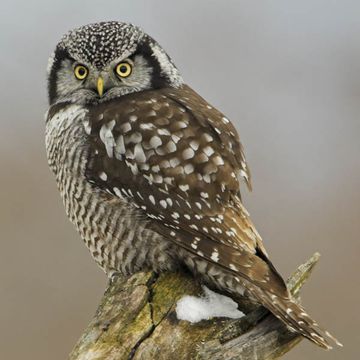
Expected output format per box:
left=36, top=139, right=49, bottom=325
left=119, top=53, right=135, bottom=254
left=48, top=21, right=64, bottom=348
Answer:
left=175, top=286, right=244, bottom=323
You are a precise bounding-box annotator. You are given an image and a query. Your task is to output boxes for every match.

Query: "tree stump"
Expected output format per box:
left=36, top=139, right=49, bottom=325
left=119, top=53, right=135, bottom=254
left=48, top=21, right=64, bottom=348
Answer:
left=69, top=253, right=321, bottom=359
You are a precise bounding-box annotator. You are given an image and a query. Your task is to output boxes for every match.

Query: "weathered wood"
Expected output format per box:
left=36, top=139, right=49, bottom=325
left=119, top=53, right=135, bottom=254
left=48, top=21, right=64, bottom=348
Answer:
left=69, top=253, right=321, bottom=360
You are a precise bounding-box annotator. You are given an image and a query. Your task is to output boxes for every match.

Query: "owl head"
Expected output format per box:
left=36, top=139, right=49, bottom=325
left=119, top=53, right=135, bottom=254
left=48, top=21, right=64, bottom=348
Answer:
left=47, top=21, right=183, bottom=105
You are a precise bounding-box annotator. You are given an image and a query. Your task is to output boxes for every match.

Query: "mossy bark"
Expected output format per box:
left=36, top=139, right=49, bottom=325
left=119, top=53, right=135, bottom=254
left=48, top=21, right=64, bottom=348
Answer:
left=69, top=253, right=320, bottom=360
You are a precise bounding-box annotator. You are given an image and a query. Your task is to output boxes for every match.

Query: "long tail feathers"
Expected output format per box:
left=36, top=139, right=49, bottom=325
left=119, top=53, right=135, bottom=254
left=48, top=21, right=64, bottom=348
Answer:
left=251, top=286, right=343, bottom=349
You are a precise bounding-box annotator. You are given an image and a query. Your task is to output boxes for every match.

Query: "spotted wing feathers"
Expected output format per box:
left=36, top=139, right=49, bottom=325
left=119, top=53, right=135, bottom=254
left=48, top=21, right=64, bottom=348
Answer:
left=84, top=86, right=285, bottom=290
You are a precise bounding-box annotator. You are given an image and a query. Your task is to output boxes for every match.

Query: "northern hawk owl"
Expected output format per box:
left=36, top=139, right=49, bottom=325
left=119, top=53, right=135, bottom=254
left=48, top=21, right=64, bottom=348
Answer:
left=45, top=21, right=340, bottom=349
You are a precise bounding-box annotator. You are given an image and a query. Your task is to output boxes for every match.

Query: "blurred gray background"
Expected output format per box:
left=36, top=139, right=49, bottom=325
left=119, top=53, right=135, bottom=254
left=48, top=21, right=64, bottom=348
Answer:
left=0, top=0, right=359, bottom=359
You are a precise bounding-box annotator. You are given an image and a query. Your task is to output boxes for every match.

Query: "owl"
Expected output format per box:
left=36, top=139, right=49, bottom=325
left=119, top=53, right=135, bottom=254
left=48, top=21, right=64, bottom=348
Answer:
left=45, top=21, right=340, bottom=350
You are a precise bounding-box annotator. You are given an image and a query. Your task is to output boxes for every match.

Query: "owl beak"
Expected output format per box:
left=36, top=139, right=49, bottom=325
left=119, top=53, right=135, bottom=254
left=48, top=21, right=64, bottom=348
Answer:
left=97, top=77, right=104, bottom=97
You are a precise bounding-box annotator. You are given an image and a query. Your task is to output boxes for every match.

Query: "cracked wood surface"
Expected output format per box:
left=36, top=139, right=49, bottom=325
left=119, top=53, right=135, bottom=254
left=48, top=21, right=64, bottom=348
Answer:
left=69, top=253, right=321, bottom=360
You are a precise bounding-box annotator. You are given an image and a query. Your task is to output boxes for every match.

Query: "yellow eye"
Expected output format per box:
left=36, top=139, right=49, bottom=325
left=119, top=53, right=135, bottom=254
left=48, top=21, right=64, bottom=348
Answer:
left=74, top=65, right=88, bottom=80
left=115, top=62, right=132, bottom=78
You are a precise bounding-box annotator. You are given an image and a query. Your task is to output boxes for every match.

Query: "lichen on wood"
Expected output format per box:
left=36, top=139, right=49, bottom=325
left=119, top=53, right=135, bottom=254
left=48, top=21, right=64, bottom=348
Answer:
left=69, top=253, right=321, bottom=360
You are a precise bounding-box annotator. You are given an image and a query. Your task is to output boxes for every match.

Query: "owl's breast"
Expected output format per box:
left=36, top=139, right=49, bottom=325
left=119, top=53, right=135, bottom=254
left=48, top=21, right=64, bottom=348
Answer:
left=45, top=104, right=89, bottom=177
left=45, top=104, right=96, bottom=239
left=45, top=103, right=178, bottom=276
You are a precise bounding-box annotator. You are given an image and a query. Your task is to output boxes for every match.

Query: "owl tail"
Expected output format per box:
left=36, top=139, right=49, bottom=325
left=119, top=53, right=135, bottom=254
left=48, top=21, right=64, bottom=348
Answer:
left=251, top=286, right=343, bottom=349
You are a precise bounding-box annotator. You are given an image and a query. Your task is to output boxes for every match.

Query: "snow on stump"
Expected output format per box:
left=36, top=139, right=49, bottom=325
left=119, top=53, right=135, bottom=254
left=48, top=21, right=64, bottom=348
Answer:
left=69, top=253, right=322, bottom=360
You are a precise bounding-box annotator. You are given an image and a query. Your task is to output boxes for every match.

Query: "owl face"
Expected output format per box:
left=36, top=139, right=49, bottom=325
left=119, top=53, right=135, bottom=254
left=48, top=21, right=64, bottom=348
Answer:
left=47, top=22, right=183, bottom=105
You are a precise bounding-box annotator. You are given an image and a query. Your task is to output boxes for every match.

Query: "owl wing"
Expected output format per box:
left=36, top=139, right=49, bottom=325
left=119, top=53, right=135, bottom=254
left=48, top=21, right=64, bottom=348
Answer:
left=84, top=85, right=287, bottom=295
